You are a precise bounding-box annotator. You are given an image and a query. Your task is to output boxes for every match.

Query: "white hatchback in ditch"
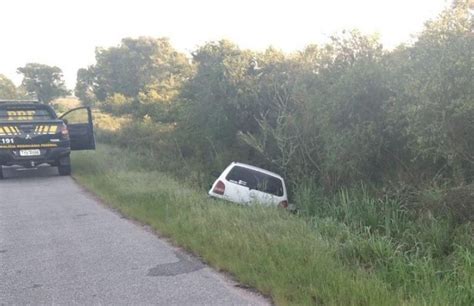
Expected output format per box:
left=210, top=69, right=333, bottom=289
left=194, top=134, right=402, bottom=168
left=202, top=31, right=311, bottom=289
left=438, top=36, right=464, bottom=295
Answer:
left=209, top=162, right=289, bottom=208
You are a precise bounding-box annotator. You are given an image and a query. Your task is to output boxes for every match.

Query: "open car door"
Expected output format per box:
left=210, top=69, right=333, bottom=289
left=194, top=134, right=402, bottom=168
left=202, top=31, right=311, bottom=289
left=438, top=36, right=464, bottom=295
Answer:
left=59, top=107, right=96, bottom=150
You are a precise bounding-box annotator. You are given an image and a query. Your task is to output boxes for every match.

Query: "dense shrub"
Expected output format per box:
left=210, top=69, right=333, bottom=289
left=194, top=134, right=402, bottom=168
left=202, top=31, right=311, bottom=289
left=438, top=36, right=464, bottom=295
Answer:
left=80, top=4, right=473, bottom=209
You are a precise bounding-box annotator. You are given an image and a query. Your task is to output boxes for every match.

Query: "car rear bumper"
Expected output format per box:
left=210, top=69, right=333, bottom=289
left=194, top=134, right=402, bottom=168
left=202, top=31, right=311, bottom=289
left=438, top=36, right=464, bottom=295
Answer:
left=0, top=147, right=70, bottom=167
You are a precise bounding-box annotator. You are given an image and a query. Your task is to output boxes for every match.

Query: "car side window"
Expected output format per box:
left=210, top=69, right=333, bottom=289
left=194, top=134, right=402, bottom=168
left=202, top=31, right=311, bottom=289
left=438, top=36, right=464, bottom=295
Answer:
left=226, top=166, right=257, bottom=188
left=226, top=166, right=283, bottom=196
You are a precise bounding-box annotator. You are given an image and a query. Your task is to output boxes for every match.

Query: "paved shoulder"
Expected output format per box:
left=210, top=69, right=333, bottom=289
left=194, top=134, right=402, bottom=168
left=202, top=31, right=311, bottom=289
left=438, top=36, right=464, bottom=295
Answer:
left=0, top=168, right=268, bottom=305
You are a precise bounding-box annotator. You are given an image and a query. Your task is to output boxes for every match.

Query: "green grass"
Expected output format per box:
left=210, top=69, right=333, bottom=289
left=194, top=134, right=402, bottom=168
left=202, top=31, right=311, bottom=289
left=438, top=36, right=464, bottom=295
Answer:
left=71, top=145, right=473, bottom=305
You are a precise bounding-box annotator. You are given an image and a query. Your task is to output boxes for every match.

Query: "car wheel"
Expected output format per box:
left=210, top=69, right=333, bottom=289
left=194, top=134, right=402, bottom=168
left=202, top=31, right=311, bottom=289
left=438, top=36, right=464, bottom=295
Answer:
left=0, top=166, right=4, bottom=179
left=58, top=156, right=72, bottom=176
left=58, top=164, right=71, bottom=176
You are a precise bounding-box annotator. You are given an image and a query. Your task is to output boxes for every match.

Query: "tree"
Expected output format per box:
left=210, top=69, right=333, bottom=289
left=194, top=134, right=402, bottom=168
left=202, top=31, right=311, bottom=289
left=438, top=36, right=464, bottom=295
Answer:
left=91, top=37, right=191, bottom=99
left=78, top=37, right=192, bottom=119
left=0, top=74, right=19, bottom=99
left=452, top=0, right=474, bottom=10
left=177, top=40, right=258, bottom=163
left=75, top=67, right=96, bottom=105
left=17, top=63, right=70, bottom=104
left=389, top=3, right=474, bottom=182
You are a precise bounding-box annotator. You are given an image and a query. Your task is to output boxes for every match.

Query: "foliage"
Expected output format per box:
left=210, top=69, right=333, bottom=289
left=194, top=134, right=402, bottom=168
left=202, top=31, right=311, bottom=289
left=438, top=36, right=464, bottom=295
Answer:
left=176, top=40, right=261, bottom=165
left=17, top=63, right=70, bottom=104
left=81, top=4, right=473, bottom=190
left=50, top=97, right=82, bottom=114
left=0, top=74, right=20, bottom=99
left=75, top=37, right=193, bottom=120
left=386, top=3, right=474, bottom=184
left=74, top=68, right=96, bottom=106
left=173, top=6, right=473, bottom=189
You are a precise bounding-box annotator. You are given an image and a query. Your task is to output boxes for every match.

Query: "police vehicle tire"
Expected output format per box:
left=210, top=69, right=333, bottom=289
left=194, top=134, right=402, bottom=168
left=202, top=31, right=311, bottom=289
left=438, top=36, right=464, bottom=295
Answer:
left=58, top=164, right=71, bottom=176
left=58, top=156, right=72, bottom=176
left=0, top=166, right=4, bottom=179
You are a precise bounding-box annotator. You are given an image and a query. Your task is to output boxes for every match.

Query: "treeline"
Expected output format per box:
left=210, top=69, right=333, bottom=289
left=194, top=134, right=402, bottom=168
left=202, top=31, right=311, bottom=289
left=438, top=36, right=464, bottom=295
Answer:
left=76, top=3, right=473, bottom=194
left=0, top=63, right=70, bottom=103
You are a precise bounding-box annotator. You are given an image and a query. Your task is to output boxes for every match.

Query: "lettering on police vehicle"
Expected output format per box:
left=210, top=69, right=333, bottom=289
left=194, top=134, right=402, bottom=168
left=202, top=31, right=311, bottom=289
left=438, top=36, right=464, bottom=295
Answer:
left=1, top=138, right=14, bottom=144
left=7, top=111, right=35, bottom=121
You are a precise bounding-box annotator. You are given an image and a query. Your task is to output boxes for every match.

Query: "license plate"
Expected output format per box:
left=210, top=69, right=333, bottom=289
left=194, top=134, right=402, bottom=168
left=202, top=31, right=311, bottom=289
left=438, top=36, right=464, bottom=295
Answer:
left=19, top=149, right=41, bottom=156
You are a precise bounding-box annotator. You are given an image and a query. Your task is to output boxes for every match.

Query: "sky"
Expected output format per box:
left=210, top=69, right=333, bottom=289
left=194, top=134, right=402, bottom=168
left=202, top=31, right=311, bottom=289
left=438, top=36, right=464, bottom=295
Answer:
left=0, top=0, right=450, bottom=89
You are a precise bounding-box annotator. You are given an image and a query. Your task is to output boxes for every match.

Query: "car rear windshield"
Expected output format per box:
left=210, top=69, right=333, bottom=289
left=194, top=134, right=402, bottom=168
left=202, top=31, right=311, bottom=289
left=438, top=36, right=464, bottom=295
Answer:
left=226, top=165, right=284, bottom=196
left=0, top=108, right=54, bottom=121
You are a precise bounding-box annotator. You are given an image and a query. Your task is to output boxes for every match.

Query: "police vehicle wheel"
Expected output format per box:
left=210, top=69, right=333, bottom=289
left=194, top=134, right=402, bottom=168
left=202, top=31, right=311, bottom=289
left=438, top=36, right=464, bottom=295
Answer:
left=58, top=165, right=71, bottom=176
left=0, top=166, right=4, bottom=179
left=58, top=156, right=72, bottom=176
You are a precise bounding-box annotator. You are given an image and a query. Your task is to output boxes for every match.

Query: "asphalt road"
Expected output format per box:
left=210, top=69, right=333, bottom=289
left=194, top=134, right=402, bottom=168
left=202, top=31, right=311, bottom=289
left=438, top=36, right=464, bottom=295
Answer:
left=0, top=166, right=269, bottom=305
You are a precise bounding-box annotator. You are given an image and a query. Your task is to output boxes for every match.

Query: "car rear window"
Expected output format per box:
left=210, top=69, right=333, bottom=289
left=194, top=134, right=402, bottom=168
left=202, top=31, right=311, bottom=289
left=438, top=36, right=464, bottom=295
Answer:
left=0, top=108, right=54, bottom=121
left=226, top=166, right=284, bottom=196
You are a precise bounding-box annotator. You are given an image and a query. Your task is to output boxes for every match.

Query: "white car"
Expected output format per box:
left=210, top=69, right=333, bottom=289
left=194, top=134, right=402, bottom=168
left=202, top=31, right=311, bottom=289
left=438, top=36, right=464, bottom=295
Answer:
left=209, top=162, right=289, bottom=208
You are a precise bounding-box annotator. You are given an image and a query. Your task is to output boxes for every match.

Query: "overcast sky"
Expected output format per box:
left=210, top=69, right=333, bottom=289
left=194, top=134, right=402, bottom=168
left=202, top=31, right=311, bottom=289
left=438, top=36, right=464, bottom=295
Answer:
left=0, top=0, right=450, bottom=89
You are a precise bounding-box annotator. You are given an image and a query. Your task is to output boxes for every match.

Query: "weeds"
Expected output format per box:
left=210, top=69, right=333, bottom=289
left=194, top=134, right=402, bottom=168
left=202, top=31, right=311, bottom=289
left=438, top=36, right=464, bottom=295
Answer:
left=297, top=182, right=473, bottom=305
left=72, top=145, right=473, bottom=305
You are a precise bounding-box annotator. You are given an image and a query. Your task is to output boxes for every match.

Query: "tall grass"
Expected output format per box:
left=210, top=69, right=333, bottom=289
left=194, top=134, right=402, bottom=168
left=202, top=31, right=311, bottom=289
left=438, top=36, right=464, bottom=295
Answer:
left=72, top=145, right=473, bottom=305
left=294, top=181, right=474, bottom=305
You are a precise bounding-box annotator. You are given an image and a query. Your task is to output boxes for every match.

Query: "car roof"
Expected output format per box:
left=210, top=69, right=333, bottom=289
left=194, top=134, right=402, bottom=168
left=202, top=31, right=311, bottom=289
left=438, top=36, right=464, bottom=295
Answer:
left=230, top=162, right=284, bottom=180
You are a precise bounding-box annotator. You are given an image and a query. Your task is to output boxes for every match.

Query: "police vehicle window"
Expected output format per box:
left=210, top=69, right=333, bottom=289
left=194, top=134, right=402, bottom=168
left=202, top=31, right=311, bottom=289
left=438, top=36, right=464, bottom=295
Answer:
left=226, top=166, right=283, bottom=196
left=0, top=109, right=53, bottom=121
left=62, top=108, right=89, bottom=124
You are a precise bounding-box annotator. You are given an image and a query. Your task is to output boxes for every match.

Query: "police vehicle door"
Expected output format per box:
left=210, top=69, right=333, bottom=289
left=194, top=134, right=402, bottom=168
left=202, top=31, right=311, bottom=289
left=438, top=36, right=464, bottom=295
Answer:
left=59, top=107, right=96, bottom=150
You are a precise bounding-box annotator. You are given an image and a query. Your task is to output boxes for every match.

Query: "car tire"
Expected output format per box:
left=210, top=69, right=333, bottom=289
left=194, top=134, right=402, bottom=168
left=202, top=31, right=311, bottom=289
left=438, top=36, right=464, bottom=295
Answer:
left=58, top=156, right=71, bottom=176
left=0, top=166, right=4, bottom=179
left=58, top=164, right=71, bottom=176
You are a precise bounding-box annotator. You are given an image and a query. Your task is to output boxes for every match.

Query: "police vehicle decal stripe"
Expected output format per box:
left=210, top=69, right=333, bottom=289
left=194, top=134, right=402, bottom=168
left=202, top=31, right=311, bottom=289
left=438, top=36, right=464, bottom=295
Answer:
left=48, top=126, right=58, bottom=134
left=0, top=125, right=59, bottom=136
left=0, top=126, right=21, bottom=135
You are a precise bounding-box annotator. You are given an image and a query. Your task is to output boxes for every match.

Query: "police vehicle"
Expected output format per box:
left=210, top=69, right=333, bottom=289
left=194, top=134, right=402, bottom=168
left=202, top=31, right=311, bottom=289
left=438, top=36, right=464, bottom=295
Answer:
left=0, top=100, right=95, bottom=178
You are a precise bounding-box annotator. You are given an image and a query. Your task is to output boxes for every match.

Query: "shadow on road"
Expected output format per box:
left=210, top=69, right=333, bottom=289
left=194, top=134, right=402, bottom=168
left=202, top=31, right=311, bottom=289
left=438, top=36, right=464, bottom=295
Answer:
left=1, top=166, right=59, bottom=180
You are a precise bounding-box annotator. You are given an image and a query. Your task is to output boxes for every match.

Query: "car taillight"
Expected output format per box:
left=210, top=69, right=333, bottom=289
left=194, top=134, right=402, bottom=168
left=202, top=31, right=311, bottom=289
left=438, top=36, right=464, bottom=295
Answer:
left=60, top=123, right=69, bottom=139
left=278, top=200, right=289, bottom=209
left=213, top=180, right=226, bottom=195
